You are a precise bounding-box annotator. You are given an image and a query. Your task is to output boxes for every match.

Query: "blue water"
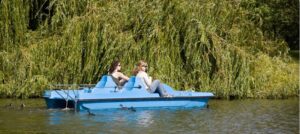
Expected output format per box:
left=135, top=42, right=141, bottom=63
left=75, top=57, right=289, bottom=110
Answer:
left=0, top=98, right=298, bottom=133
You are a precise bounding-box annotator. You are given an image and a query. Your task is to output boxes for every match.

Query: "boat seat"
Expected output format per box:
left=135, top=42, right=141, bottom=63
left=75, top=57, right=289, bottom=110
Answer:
left=93, top=75, right=151, bottom=93
left=93, top=75, right=118, bottom=91
left=123, top=76, right=136, bottom=90
left=133, top=77, right=147, bottom=90
left=122, top=76, right=146, bottom=90
left=104, top=76, right=118, bottom=88
left=94, top=75, right=108, bottom=88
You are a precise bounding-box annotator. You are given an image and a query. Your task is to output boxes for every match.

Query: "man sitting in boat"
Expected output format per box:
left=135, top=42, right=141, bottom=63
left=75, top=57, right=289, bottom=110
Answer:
left=133, top=60, right=172, bottom=97
left=108, top=60, right=130, bottom=88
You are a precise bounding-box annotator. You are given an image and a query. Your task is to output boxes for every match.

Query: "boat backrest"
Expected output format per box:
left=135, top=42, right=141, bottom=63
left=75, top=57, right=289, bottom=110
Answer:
left=94, top=75, right=108, bottom=88
left=104, top=76, right=118, bottom=88
left=94, top=75, right=118, bottom=89
left=94, top=75, right=146, bottom=91
left=123, top=76, right=136, bottom=90
left=121, top=76, right=146, bottom=91
left=133, top=77, right=147, bottom=90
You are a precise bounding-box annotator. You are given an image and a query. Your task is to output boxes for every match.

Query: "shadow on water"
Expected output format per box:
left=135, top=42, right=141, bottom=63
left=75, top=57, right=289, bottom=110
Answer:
left=0, top=98, right=298, bottom=133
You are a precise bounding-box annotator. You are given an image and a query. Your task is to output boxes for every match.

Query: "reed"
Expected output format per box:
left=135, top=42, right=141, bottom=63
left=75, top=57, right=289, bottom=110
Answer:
left=0, top=0, right=298, bottom=99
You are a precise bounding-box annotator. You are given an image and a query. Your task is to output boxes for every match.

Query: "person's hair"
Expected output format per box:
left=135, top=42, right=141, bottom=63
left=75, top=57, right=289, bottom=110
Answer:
left=108, top=60, right=120, bottom=74
left=132, top=60, right=148, bottom=75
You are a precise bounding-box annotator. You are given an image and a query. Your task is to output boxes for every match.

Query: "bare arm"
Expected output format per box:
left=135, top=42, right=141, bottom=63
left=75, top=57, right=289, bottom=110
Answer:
left=119, top=72, right=129, bottom=81
left=112, top=72, right=129, bottom=81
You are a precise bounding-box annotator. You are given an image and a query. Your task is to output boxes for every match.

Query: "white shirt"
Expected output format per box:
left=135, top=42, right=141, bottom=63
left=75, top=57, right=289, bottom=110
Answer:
left=136, top=71, right=152, bottom=89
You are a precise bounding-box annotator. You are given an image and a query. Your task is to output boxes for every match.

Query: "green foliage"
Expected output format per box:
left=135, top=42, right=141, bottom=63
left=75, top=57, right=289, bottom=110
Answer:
left=0, top=0, right=298, bottom=99
left=241, top=0, right=299, bottom=50
left=251, top=53, right=299, bottom=99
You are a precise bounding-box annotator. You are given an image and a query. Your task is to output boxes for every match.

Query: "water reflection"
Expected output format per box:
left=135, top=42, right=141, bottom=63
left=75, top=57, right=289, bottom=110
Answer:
left=0, top=99, right=298, bottom=133
left=136, top=110, right=154, bottom=127
left=49, top=110, right=64, bottom=125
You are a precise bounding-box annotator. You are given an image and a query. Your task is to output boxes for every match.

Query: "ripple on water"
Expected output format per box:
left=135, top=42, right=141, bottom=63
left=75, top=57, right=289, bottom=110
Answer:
left=0, top=98, right=298, bottom=133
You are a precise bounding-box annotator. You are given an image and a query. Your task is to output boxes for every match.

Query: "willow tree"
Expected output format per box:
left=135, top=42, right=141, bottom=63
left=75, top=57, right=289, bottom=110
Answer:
left=0, top=0, right=298, bottom=99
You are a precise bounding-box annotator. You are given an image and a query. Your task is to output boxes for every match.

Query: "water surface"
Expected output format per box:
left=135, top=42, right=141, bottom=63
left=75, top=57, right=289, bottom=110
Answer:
left=0, top=98, right=298, bottom=133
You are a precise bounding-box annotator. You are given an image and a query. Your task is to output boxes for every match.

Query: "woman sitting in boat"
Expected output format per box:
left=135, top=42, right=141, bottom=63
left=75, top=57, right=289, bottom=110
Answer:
left=133, top=60, right=172, bottom=97
left=108, top=60, right=130, bottom=87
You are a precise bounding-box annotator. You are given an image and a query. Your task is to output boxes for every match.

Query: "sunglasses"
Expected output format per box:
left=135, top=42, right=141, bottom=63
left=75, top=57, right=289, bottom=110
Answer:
left=142, top=65, right=148, bottom=67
